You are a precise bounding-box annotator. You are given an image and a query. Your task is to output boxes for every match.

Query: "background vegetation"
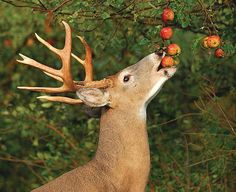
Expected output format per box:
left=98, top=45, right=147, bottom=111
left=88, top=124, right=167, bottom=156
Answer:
left=0, top=0, right=235, bottom=191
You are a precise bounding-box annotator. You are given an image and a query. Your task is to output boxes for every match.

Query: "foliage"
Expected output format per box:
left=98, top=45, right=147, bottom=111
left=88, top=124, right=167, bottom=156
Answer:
left=0, top=0, right=235, bottom=191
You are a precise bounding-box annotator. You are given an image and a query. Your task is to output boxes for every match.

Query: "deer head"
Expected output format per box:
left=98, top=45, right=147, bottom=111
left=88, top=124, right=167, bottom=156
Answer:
left=102, top=53, right=176, bottom=111
left=17, top=21, right=176, bottom=110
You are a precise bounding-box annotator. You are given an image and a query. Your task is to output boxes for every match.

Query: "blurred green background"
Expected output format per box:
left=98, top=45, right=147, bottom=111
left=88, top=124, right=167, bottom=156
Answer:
left=0, top=0, right=235, bottom=191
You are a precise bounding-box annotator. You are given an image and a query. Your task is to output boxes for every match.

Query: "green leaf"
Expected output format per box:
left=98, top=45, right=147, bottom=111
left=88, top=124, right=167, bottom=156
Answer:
left=101, top=12, right=110, bottom=19
left=41, top=102, right=53, bottom=108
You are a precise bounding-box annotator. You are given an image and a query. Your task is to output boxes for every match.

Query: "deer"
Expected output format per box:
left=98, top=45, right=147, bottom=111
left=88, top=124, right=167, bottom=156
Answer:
left=17, top=21, right=177, bottom=192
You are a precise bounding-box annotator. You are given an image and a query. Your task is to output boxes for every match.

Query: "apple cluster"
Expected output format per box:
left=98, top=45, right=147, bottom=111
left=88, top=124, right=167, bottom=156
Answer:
left=202, top=35, right=224, bottom=58
left=159, top=7, right=181, bottom=67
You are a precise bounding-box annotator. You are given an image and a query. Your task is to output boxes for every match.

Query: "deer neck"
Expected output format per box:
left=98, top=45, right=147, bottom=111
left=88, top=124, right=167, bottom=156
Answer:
left=93, top=105, right=150, bottom=184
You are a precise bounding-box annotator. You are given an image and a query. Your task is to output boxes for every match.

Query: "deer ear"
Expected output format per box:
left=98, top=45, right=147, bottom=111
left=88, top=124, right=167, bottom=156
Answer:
left=76, top=88, right=110, bottom=107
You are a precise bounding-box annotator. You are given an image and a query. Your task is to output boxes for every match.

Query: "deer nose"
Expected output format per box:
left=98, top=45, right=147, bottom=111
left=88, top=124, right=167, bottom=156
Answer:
left=155, top=51, right=164, bottom=57
left=155, top=48, right=165, bottom=57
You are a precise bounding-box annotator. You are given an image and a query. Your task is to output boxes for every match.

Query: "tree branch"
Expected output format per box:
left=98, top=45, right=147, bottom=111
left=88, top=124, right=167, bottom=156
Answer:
left=52, top=0, right=73, bottom=12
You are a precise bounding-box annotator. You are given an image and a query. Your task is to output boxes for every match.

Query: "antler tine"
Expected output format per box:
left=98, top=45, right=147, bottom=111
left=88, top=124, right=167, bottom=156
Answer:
left=17, top=53, right=61, bottom=77
left=17, top=86, right=66, bottom=93
left=35, top=33, right=60, bottom=55
left=72, top=36, right=93, bottom=82
left=43, top=72, right=63, bottom=82
left=59, top=21, right=75, bottom=90
left=37, top=96, right=83, bottom=105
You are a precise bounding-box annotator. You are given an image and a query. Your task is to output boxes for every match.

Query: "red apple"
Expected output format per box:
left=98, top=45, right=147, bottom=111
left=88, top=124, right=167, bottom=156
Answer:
left=214, top=48, right=224, bottom=58
left=26, top=37, right=34, bottom=47
left=160, top=27, right=173, bottom=40
left=162, top=7, right=174, bottom=22
left=167, top=44, right=181, bottom=55
left=4, top=39, right=12, bottom=47
left=161, top=56, right=174, bottom=67
left=207, top=35, right=221, bottom=48
left=202, top=37, right=209, bottom=48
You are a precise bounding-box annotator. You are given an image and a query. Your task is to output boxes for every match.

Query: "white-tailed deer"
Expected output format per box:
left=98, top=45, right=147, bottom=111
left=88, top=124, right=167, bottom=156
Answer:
left=17, top=21, right=177, bottom=192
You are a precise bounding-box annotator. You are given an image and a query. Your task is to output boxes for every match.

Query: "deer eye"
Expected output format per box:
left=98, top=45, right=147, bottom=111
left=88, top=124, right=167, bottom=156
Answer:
left=123, top=75, right=130, bottom=82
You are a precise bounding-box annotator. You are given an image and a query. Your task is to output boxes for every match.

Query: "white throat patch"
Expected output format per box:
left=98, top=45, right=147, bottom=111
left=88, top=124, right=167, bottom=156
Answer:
left=139, top=77, right=167, bottom=118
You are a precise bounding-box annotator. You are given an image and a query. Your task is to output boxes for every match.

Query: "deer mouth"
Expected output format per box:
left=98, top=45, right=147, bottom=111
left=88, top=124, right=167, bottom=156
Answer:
left=156, top=62, right=177, bottom=76
left=164, top=67, right=177, bottom=78
left=155, top=51, right=177, bottom=78
left=157, top=63, right=164, bottom=71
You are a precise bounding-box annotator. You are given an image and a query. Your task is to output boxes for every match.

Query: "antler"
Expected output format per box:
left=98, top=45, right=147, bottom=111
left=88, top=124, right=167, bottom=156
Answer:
left=72, top=36, right=93, bottom=82
left=17, top=21, right=112, bottom=105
